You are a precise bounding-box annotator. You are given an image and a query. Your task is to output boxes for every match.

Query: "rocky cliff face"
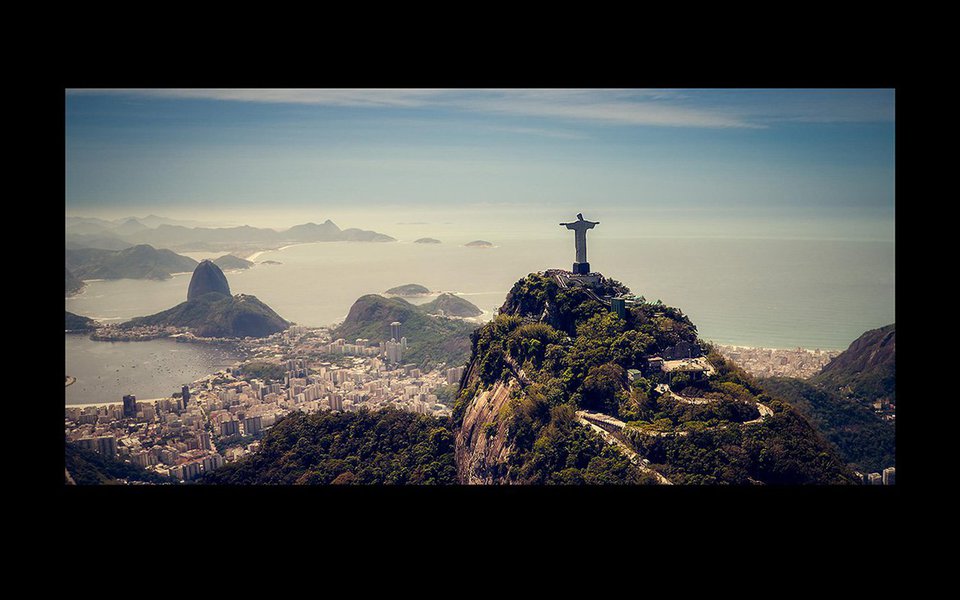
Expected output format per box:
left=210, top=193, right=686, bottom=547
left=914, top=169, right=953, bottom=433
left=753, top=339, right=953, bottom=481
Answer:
left=187, top=260, right=231, bottom=301
left=455, top=371, right=518, bottom=484
left=813, top=323, right=895, bottom=403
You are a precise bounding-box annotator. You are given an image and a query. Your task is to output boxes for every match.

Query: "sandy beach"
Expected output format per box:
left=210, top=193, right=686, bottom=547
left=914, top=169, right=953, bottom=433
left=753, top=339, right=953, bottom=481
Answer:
left=65, top=397, right=171, bottom=408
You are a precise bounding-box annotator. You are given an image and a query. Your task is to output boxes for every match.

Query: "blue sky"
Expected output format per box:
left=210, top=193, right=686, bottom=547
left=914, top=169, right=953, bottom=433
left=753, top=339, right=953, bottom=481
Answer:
left=65, top=89, right=894, bottom=240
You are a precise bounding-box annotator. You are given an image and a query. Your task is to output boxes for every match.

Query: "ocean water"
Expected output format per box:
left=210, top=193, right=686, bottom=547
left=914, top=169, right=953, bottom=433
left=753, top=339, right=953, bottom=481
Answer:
left=64, top=335, right=241, bottom=405
left=66, top=236, right=895, bottom=350
left=65, top=236, right=894, bottom=404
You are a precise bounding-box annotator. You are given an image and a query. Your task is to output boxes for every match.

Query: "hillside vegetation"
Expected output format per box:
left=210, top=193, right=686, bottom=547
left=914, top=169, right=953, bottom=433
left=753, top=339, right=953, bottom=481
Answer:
left=65, top=440, right=172, bottom=485
left=123, top=292, right=289, bottom=338
left=418, top=293, right=483, bottom=318
left=335, top=294, right=476, bottom=368
left=202, top=409, right=457, bottom=484
left=757, top=324, right=895, bottom=473
left=455, top=272, right=856, bottom=485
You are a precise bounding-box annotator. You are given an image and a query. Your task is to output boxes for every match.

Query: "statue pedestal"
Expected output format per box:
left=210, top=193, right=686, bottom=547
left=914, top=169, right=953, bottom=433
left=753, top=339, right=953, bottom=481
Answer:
left=572, top=262, right=591, bottom=275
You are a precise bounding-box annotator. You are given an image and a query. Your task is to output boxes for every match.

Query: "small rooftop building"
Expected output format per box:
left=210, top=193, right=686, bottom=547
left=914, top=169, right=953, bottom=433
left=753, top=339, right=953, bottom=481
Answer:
left=659, top=356, right=717, bottom=380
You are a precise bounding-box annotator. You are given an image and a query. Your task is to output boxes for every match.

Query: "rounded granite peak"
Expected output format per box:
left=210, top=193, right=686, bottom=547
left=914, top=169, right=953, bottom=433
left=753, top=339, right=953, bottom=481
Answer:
left=187, top=259, right=231, bottom=302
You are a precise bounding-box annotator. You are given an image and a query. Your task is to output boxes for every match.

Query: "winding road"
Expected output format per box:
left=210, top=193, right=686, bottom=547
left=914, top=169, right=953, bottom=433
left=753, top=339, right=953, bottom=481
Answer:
left=576, top=410, right=672, bottom=484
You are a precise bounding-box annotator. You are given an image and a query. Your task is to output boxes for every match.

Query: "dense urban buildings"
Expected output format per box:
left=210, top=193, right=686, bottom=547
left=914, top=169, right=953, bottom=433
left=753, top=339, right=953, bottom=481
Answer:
left=65, top=325, right=456, bottom=482
left=715, top=345, right=840, bottom=379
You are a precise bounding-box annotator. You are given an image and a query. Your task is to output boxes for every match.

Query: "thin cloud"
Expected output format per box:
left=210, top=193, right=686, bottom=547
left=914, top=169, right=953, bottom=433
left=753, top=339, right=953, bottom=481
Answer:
left=67, top=88, right=441, bottom=108
left=66, top=88, right=892, bottom=128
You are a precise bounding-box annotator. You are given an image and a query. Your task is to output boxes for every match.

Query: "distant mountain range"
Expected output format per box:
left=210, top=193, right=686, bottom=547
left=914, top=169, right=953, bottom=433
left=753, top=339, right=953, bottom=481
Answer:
left=66, top=245, right=198, bottom=281
left=66, top=217, right=395, bottom=251
left=65, top=246, right=256, bottom=287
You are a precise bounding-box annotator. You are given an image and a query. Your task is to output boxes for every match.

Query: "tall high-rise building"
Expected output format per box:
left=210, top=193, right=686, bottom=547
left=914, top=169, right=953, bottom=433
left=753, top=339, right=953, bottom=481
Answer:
left=182, top=385, right=191, bottom=407
left=123, top=394, right=137, bottom=419
left=197, top=431, right=212, bottom=451
left=243, top=416, right=262, bottom=435
left=75, top=437, right=97, bottom=452
left=202, top=454, right=224, bottom=473
left=384, top=339, right=403, bottom=364
left=95, top=435, right=117, bottom=458
left=182, top=461, right=201, bottom=481
left=220, top=419, right=240, bottom=437
left=391, top=321, right=402, bottom=342
left=868, top=472, right=883, bottom=485
left=446, top=365, right=465, bottom=385
left=883, top=467, right=896, bottom=485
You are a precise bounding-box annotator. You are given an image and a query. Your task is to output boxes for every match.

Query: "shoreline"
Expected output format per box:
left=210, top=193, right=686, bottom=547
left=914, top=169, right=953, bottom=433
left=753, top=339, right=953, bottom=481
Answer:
left=708, top=341, right=844, bottom=353
left=245, top=242, right=312, bottom=262
left=65, top=397, right=174, bottom=409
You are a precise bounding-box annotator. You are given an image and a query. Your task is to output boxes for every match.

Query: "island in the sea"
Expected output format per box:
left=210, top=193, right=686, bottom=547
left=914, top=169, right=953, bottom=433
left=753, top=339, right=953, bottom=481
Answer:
left=384, top=283, right=431, bottom=296
left=213, top=254, right=254, bottom=270
left=414, top=237, right=441, bottom=244
left=464, top=240, right=494, bottom=248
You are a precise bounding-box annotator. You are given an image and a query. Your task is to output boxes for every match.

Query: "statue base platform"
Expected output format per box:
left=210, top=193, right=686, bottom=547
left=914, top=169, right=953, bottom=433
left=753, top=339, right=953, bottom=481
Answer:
left=547, top=268, right=602, bottom=288
left=572, top=262, right=590, bottom=274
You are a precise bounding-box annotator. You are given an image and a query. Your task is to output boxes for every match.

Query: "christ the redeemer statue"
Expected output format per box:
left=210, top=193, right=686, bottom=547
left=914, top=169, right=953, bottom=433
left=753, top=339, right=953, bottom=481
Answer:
left=560, top=213, right=599, bottom=274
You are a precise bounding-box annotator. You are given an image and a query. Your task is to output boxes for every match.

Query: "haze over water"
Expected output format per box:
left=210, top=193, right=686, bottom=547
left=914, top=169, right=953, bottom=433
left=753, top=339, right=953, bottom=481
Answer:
left=66, top=228, right=894, bottom=351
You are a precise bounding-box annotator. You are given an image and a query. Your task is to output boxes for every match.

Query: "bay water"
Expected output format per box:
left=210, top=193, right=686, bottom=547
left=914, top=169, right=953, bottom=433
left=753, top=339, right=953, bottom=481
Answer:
left=66, top=235, right=894, bottom=403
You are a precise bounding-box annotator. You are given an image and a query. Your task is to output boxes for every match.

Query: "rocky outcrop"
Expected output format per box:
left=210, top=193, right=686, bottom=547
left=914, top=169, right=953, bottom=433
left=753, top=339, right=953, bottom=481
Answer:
left=455, top=376, right=518, bottom=484
left=813, top=323, right=895, bottom=403
left=187, top=260, right=231, bottom=301
left=123, top=293, right=288, bottom=338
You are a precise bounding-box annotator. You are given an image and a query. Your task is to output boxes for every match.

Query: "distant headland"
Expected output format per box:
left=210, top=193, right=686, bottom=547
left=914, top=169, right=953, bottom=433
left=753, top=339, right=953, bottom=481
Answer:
left=384, top=283, right=431, bottom=296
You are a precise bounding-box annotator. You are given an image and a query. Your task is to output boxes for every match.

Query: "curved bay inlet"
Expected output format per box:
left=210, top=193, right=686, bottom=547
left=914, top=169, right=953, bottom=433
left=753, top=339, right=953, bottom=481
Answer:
left=66, top=237, right=894, bottom=404
left=65, top=335, right=241, bottom=405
